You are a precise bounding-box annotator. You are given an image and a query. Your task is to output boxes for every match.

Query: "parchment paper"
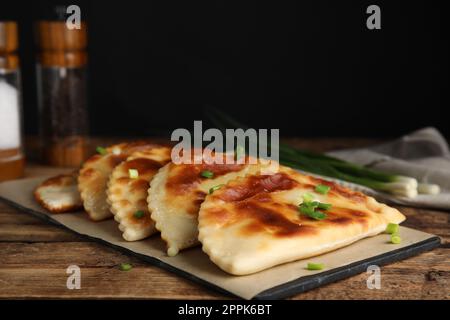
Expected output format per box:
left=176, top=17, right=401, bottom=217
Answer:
left=0, top=177, right=439, bottom=299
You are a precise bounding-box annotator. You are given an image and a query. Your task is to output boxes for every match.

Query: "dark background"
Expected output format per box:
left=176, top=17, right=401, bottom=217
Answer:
left=3, top=0, right=449, bottom=138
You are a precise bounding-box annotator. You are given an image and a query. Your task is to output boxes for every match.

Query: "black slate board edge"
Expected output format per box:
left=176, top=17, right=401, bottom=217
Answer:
left=254, top=236, right=441, bottom=300
left=0, top=195, right=442, bottom=300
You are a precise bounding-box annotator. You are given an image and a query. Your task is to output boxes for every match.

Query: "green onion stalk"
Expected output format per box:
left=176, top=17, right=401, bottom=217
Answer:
left=205, top=107, right=437, bottom=198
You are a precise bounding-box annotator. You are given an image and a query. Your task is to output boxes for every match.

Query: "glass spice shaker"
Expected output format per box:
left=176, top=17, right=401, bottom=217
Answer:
left=0, top=21, right=25, bottom=181
left=36, top=20, right=89, bottom=167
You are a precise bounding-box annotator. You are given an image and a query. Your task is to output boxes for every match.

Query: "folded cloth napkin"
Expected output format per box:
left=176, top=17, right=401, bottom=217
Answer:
left=326, top=127, right=450, bottom=210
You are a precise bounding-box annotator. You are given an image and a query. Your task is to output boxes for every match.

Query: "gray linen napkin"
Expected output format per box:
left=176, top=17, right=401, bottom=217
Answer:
left=326, top=127, right=450, bottom=210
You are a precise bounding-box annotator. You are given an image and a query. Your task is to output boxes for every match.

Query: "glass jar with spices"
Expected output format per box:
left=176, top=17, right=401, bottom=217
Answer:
left=36, top=20, right=89, bottom=167
left=0, top=21, right=25, bottom=181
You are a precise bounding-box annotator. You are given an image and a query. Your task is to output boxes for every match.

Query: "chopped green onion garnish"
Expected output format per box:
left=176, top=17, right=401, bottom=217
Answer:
left=299, top=204, right=316, bottom=216
left=134, top=210, right=145, bottom=219
left=96, top=146, right=107, bottom=155
left=317, top=202, right=332, bottom=210
left=302, top=192, right=314, bottom=203
left=299, top=204, right=327, bottom=220
left=200, top=170, right=214, bottom=179
left=234, top=144, right=245, bottom=161
left=315, top=184, right=331, bottom=195
left=307, top=262, right=324, bottom=270
left=307, top=201, right=320, bottom=209
left=129, top=169, right=139, bottom=179
left=209, top=184, right=224, bottom=194
left=385, top=223, right=399, bottom=234
left=119, top=263, right=133, bottom=271
left=310, top=211, right=327, bottom=220
left=391, top=234, right=401, bottom=244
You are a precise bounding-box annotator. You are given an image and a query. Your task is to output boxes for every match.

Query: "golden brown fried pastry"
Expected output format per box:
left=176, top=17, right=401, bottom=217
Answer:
left=198, top=166, right=406, bottom=275
left=107, top=147, right=171, bottom=241
left=148, top=151, right=269, bottom=256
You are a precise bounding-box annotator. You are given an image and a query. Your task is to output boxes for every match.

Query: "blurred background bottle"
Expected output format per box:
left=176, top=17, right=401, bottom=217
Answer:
left=35, top=17, right=88, bottom=167
left=0, top=21, right=25, bottom=181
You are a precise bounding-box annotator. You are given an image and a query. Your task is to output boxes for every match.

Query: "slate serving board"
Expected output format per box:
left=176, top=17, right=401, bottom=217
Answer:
left=0, top=177, right=441, bottom=299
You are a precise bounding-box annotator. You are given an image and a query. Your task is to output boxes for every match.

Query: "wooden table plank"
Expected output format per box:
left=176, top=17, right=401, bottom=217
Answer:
left=0, top=268, right=225, bottom=299
left=291, top=250, right=450, bottom=300
left=0, top=211, right=47, bottom=224
left=0, top=241, right=448, bottom=299
left=0, top=242, right=224, bottom=299
left=1, top=138, right=449, bottom=299
left=0, top=224, right=82, bottom=243
left=399, top=207, right=450, bottom=245
left=0, top=204, right=84, bottom=242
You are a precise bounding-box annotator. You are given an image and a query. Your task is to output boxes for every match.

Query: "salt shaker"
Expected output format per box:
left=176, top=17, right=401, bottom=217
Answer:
left=36, top=20, right=89, bottom=167
left=0, top=21, right=25, bottom=181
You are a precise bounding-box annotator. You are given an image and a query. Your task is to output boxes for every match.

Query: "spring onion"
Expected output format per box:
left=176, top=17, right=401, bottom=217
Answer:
left=128, top=169, right=139, bottom=179
left=205, top=107, right=438, bottom=198
left=303, top=201, right=332, bottom=211
left=209, top=184, right=224, bottom=194
left=308, top=201, right=320, bottom=208
left=385, top=223, right=399, bottom=234
left=378, top=181, right=418, bottom=198
left=391, top=234, right=401, bottom=244
left=317, top=202, right=332, bottom=210
left=119, top=263, right=133, bottom=271
left=418, top=183, right=440, bottom=195
left=134, top=210, right=145, bottom=219
left=307, top=262, right=324, bottom=270
left=302, top=192, right=315, bottom=203
left=299, top=204, right=327, bottom=220
left=96, top=146, right=107, bottom=155
left=315, top=184, right=330, bottom=195
left=200, top=170, right=214, bottom=179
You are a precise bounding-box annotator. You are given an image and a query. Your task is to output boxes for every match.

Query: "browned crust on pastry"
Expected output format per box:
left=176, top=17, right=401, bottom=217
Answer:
left=34, top=174, right=83, bottom=213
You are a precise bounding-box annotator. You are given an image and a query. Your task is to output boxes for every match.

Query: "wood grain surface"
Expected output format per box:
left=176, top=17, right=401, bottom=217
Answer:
left=0, top=138, right=448, bottom=300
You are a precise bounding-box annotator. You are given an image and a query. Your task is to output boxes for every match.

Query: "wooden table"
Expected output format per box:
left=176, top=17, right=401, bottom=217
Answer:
left=0, top=138, right=449, bottom=299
